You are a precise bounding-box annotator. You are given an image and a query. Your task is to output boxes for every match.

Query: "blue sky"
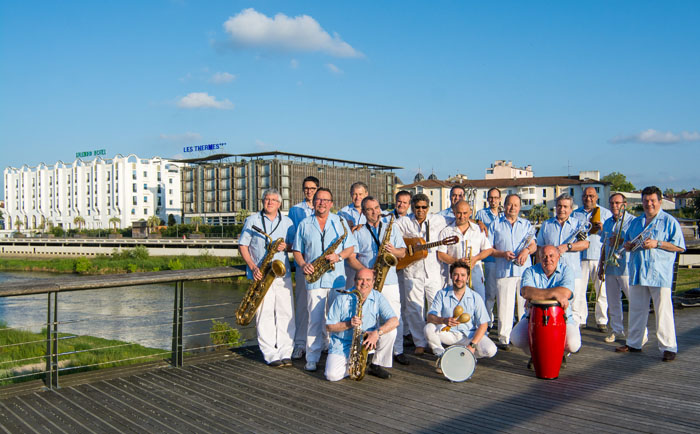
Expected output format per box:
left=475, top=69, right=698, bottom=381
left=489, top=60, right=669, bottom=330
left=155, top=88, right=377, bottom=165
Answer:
left=2, top=0, right=699, bottom=198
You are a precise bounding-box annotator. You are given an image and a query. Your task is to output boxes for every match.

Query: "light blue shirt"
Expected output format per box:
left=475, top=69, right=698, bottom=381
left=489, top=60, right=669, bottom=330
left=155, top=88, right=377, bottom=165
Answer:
left=600, top=213, right=634, bottom=277
left=338, top=204, right=367, bottom=227
left=293, top=213, right=357, bottom=290
left=353, top=221, right=406, bottom=286
left=239, top=211, right=295, bottom=280
left=326, top=289, right=396, bottom=357
left=536, top=216, right=586, bottom=278
left=428, top=287, right=489, bottom=339
left=520, top=262, right=574, bottom=321
left=438, top=207, right=455, bottom=221
left=475, top=208, right=502, bottom=263
left=288, top=201, right=314, bottom=230
left=625, top=210, right=686, bottom=288
left=488, top=216, right=535, bottom=278
left=572, top=206, right=613, bottom=261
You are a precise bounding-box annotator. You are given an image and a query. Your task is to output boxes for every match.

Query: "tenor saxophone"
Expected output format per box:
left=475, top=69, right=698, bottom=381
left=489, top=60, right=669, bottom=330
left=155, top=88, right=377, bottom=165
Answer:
left=235, top=226, right=286, bottom=326
left=305, top=217, right=348, bottom=283
left=345, top=288, right=369, bottom=381
left=372, top=215, right=398, bottom=292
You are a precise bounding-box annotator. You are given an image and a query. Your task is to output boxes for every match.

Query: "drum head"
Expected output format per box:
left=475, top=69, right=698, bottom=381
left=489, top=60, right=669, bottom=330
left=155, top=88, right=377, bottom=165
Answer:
left=439, top=345, right=476, bottom=382
left=529, top=299, right=561, bottom=307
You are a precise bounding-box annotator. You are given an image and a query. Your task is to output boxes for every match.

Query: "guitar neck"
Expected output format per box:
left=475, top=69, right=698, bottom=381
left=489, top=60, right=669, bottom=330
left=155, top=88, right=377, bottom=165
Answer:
left=415, top=239, right=446, bottom=252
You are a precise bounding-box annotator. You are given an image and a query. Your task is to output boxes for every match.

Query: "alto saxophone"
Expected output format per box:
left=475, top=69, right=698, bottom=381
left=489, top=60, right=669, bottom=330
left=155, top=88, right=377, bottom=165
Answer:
left=235, top=225, right=286, bottom=326
left=305, top=217, right=348, bottom=283
left=372, top=215, right=398, bottom=292
left=343, top=288, right=369, bottom=381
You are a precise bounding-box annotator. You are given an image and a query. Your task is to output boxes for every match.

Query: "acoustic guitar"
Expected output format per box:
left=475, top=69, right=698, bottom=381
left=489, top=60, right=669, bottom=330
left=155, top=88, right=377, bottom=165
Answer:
left=396, top=235, right=459, bottom=270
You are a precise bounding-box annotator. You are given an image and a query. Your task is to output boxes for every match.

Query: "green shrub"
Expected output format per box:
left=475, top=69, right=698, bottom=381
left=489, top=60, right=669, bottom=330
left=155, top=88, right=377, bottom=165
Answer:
left=210, top=320, right=244, bottom=348
left=73, top=257, right=91, bottom=274
left=126, top=264, right=138, bottom=273
left=167, top=258, right=183, bottom=270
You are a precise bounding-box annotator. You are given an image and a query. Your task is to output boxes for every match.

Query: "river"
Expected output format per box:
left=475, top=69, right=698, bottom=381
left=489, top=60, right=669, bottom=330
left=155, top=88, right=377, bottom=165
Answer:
left=0, top=271, right=253, bottom=351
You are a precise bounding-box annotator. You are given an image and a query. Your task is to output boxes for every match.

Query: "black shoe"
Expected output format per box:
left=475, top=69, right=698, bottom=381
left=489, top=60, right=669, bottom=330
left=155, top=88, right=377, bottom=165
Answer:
left=662, top=351, right=676, bottom=362
left=597, top=324, right=608, bottom=333
left=615, top=345, right=642, bottom=353
left=394, top=353, right=410, bottom=365
left=368, top=364, right=392, bottom=379
left=561, top=355, right=567, bottom=369
left=496, top=343, right=512, bottom=352
left=268, top=360, right=283, bottom=367
left=527, top=358, right=533, bottom=370
left=281, top=358, right=293, bottom=367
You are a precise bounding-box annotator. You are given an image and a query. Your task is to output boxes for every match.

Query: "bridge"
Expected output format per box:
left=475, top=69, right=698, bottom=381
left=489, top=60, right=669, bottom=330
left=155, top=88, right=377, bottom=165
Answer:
left=1, top=269, right=699, bottom=432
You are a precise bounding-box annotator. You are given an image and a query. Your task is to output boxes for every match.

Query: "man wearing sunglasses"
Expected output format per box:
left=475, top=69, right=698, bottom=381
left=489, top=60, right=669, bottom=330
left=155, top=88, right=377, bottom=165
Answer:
left=396, top=193, right=448, bottom=355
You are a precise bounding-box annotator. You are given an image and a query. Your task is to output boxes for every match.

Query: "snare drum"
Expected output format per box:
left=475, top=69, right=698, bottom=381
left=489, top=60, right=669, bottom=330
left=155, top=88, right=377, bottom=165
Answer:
left=528, top=300, right=566, bottom=380
left=439, top=345, right=476, bottom=382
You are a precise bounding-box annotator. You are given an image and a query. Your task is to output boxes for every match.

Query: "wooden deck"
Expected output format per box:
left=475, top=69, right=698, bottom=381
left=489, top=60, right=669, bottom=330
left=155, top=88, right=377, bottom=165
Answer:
left=2, top=307, right=700, bottom=433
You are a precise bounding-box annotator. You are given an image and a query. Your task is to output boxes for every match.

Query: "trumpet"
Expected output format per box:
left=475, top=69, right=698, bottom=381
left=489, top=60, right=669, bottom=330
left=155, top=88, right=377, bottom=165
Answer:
left=511, top=227, right=536, bottom=264
left=563, top=220, right=592, bottom=245
left=626, top=221, right=656, bottom=253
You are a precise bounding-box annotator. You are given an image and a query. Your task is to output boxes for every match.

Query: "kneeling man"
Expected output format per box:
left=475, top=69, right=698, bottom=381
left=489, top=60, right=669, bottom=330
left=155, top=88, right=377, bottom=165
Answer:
left=424, top=260, right=497, bottom=359
left=510, top=245, right=581, bottom=359
left=325, top=268, right=399, bottom=381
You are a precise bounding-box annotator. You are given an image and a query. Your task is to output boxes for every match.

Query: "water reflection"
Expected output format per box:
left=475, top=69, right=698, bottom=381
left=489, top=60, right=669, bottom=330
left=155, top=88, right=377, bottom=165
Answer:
left=0, top=272, right=253, bottom=351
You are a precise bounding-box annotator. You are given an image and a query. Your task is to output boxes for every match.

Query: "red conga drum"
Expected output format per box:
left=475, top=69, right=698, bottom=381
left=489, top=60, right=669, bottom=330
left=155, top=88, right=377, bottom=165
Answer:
left=528, top=300, right=566, bottom=379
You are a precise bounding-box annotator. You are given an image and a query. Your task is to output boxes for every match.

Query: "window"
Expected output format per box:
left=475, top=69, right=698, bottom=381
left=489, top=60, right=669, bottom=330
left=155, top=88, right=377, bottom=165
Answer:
left=570, top=188, right=574, bottom=197
left=157, top=173, right=161, bottom=181
left=132, top=170, right=137, bottom=180
left=143, top=183, right=147, bottom=190
left=169, top=189, right=173, bottom=195
left=133, top=197, right=137, bottom=205
left=595, top=187, right=600, bottom=193
left=131, top=209, right=135, bottom=215
left=542, top=189, right=546, bottom=197
left=144, top=208, right=148, bottom=215
left=543, top=200, right=547, bottom=205
left=143, top=171, right=147, bottom=178
left=144, top=196, right=148, bottom=203
left=169, top=200, right=173, bottom=206
left=157, top=185, right=161, bottom=193
left=169, top=178, right=173, bottom=184
left=157, top=197, right=161, bottom=206
left=132, top=184, right=137, bottom=193
left=107, top=172, right=110, bottom=181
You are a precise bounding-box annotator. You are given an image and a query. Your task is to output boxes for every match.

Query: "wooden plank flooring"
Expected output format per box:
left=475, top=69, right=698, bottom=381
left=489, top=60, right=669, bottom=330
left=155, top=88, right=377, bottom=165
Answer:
left=2, top=307, right=700, bottom=433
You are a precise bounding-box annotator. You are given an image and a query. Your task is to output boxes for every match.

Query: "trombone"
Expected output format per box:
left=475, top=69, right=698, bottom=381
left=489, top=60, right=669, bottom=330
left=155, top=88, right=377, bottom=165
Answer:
left=600, top=206, right=626, bottom=281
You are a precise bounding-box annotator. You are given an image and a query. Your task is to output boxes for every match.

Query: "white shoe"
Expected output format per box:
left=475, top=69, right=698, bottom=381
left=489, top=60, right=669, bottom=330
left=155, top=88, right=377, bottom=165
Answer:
left=433, top=348, right=445, bottom=358
left=304, top=361, right=317, bottom=372
left=292, top=347, right=305, bottom=360
left=604, top=332, right=617, bottom=343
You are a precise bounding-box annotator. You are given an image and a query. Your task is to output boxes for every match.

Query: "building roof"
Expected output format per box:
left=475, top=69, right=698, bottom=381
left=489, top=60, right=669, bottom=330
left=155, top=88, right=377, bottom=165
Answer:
left=676, top=189, right=700, bottom=199
left=173, top=150, right=402, bottom=171
left=400, top=175, right=610, bottom=190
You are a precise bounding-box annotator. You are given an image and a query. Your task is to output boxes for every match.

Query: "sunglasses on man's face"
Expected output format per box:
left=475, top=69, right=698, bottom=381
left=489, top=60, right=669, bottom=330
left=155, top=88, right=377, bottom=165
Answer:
left=414, top=205, right=429, bottom=210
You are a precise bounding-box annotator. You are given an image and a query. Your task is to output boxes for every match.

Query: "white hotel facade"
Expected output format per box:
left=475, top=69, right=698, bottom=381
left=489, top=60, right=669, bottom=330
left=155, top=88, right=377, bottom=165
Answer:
left=3, top=154, right=182, bottom=232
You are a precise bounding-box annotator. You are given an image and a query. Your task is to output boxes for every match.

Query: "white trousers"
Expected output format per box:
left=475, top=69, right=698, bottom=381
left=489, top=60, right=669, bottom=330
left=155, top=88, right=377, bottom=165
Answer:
left=495, top=277, right=526, bottom=344
left=404, top=273, right=443, bottom=347
left=324, top=330, right=396, bottom=381
left=627, top=285, right=677, bottom=353
left=293, top=273, right=308, bottom=349
left=424, top=323, right=497, bottom=359
left=571, top=277, right=587, bottom=326
left=581, top=259, right=608, bottom=326
left=255, top=275, right=296, bottom=363
left=306, top=287, right=332, bottom=363
left=483, top=262, right=498, bottom=323
left=605, top=275, right=630, bottom=335
left=510, top=318, right=581, bottom=355
left=378, top=283, right=402, bottom=356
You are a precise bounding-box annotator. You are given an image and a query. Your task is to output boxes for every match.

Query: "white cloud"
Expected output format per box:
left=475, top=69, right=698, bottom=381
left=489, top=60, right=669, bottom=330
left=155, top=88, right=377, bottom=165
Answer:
left=290, top=59, right=299, bottom=69
left=610, top=129, right=700, bottom=145
left=223, top=8, right=363, bottom=58
left=210, top=71, right=236, bottom=84
left=177, top=92, right=234, bottom=110
left=159, top=132, right=202, bottom=143
left=326, top=63, right=343, bottom=74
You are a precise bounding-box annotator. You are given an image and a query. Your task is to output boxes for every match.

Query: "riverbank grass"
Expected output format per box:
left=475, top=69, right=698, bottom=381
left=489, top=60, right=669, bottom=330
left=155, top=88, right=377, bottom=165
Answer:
left=0, top=321, right=166, bottom=384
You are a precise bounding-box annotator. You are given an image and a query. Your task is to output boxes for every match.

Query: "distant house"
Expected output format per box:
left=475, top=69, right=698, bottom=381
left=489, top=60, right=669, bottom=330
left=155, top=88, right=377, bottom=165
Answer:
left=675, top=189, right=699, bottom=209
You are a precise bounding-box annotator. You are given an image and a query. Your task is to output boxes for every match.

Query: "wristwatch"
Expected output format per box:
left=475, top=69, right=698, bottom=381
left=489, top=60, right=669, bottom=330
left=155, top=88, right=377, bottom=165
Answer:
left=378, top=329, right=384, bottom=337
left=567, top=242, right=573, bottom=251
left=656, top=240, right=662, bottom=249
left=468, top=342, right=476, bottom=349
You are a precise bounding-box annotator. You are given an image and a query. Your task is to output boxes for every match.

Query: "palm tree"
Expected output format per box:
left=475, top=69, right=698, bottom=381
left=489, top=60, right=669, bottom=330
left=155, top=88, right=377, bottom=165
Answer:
left=73, top=215, right=86, bottom=232
left=147, top=215, right=160, bottom=234
left=190, top=216, right=202, bottom=233
left=527, top=204, right=550, bottom=224
left=14, top=219, right=23, bottom=232
left=109, top=217, right=121, bottom=233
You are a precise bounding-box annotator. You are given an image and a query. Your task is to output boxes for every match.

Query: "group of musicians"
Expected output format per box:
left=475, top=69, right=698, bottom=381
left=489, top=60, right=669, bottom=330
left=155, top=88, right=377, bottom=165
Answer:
left=238, top=177, right=686, bottom=381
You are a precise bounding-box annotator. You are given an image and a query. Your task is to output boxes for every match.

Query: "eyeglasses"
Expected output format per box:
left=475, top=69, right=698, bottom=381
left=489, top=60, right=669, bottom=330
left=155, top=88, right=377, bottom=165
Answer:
left=488, top=196, right=500, bottom=200
left=303, top=187, right=318, bottom=191
left=314, top=198, right=332, bottom=203
left=264, top=198, right=280, bottom=203
left=414, top=205, right=429, bottom=210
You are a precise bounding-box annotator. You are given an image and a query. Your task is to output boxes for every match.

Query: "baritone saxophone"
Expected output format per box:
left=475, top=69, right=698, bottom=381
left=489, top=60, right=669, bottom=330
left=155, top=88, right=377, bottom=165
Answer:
left=372, top=215, right=397, bottom=292
left=341, top=288, right=369, bottom=381
left=235, top=225, right=286, bottom=326
left=305, top=217, right=348, bottom=283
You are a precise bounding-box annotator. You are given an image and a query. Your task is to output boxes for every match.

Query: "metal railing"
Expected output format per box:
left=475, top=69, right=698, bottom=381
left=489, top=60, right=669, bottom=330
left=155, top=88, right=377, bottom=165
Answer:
left=0, top=266, right=248, bottom=390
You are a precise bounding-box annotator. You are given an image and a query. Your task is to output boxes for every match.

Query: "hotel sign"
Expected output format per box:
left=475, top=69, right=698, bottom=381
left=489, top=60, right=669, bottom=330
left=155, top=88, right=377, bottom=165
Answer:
left=76, top=149, right=107, bottom=158
left=183, top=143, right=226, bottom=153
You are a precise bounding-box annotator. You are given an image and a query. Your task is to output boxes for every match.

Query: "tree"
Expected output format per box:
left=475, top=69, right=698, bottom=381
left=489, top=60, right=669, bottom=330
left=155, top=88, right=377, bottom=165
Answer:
left=109, top=217, right=121, bottom=233
left=73, top=215, right=85, bottom=232
left=602, top=172, right=635, bottom=192
left=147, top=215, right=160, bottom=234
left=237, top=209, right=251, bottom=224
left=167, top=214, right=176, bottom=226
left=15, top=219, right=23, bottom=232
left=190, top=216, right=202, bottom=233
left=527, top=204, right=550, bottom=224
left=694, top=197, right=700, bottom=219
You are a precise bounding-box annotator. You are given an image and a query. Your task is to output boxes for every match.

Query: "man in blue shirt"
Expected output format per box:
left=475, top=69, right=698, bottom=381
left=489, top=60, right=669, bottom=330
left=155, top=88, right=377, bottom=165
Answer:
left=347, top=196, right=408, bottom=365
left=288, top=176, right=319, bottom=360
left=510, top=245, right=582, bottom=361
left=325, top=268, right=399, bottom=381
left=293, top=188, right=357, bottom=372
left=615, top=186, right=685, bottom=362
left=572, top=187, right=613, bottom=332
left=488, top=194, right=536, bottom=350
left=424, top=261, right=497, bottom=360
left=438, top=185, right=467, bottom=222
left=338, top=182, right=369, bottom=289
left=239, top=188, right=297, bottom=366
left=598, top=193, right=635, bottom=343
left=536, top=193, right=589, bottom=327
left=474, top=187, right=503, bottom=327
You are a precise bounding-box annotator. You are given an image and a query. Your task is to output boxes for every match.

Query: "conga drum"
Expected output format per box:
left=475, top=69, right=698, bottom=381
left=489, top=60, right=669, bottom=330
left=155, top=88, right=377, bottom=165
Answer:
left=528, top=300, right=566, bottom=379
